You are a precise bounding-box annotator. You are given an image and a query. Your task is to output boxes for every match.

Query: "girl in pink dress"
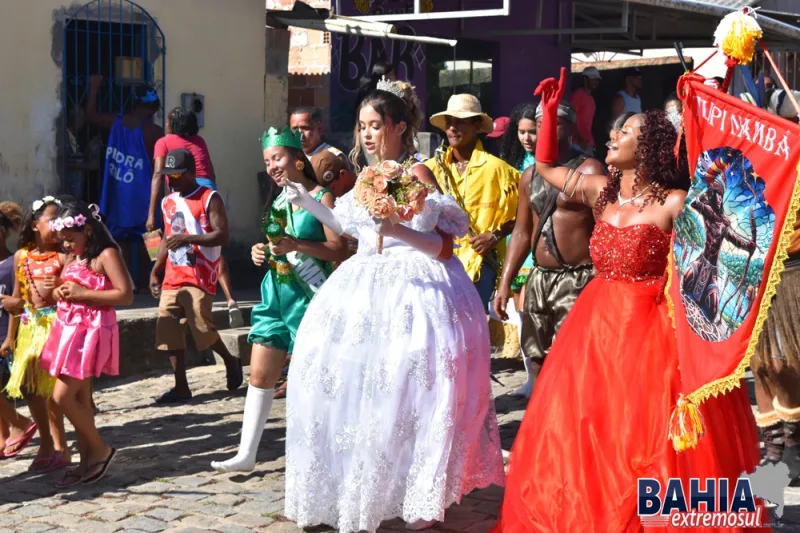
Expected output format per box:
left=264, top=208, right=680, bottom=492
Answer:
left=40, top=201, right=133, bottom=487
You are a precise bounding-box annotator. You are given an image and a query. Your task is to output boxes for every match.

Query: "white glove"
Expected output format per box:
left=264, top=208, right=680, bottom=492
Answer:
left=282, top=179, right=312, bottom=208
left=283, top=180, right=345, bottom=236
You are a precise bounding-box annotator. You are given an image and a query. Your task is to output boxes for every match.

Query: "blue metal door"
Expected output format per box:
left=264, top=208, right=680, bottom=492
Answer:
left=61, top=0, right=165, bottom=202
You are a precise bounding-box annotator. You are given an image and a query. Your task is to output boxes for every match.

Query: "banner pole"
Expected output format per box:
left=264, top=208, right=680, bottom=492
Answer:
left=759, top=40, right=800, bottom=116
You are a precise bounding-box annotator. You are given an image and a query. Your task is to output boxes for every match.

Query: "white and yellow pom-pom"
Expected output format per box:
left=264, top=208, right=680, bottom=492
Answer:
left=713, top=8, right=762, bottom=65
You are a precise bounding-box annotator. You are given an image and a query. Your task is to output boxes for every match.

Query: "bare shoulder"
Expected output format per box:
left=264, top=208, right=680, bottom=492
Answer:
left=319, top=189, right=336, bottom=208
left=576, top=157, right=605, bottom=176
left=666, top=188, right=688, bottom=207
left=208, top=191, right=226, bottom=210
left=95, top=247, right=120, bottom=273
left=412, top=164, right=438, bottom=188
left=98, top=247, right=122, bottom=263
left=666, top=189, right=688, bottom=218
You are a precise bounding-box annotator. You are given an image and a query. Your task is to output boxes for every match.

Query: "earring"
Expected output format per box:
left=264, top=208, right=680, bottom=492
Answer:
left=295, top=160, right=305, bottom=171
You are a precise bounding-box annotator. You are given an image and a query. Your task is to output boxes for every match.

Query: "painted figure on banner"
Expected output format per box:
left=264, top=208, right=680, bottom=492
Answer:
left=676, top=146, right=773, bottom=342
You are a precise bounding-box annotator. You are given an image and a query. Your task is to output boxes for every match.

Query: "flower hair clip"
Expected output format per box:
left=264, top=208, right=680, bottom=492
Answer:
left=49, top=213, right=88, bottom=232
left=32, top=195, right=61, bottom=213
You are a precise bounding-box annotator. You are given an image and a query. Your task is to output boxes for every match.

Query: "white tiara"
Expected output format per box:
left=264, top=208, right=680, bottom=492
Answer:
left=376, top=76, right=405, bottom=100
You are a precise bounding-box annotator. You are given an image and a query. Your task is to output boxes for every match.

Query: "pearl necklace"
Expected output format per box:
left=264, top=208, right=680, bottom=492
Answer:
left=618, top=184, right=652, bottom=207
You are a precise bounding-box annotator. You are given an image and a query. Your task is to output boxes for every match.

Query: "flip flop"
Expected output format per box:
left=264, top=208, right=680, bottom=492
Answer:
left=56, top=469, right=85, bottom=488
left=273, top=380, right=288, bottom=399
left=228, top=304, right=245, bottom=328
left=27, top=456, right=53, bottom=473
left=41, top=451, right=72, bottom=474
left=82, top=448, right=117, bottom=484
left=2, top=423, right=38, bottom=458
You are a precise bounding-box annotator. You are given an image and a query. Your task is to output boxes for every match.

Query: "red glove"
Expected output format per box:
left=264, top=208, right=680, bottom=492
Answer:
left=533, top=67, right=567, bottom=165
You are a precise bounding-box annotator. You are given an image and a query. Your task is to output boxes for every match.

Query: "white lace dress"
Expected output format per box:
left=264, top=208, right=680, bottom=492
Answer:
left=284, top=191, right=505, bottom=533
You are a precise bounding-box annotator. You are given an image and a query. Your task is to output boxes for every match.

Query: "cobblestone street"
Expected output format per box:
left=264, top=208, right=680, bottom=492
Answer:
left=3, top=363, right=800, bottom=533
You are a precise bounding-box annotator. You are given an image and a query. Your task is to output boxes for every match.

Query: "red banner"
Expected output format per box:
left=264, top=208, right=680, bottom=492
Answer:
left=670, top=79, right=800, bottom=423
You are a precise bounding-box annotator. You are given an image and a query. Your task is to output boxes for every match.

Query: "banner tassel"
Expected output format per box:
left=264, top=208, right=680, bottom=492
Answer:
left=668, top=394, right=706, bottom=452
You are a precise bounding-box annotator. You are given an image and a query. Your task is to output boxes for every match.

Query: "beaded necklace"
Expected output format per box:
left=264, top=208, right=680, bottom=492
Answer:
left=19, top=250, right=59, bottom=304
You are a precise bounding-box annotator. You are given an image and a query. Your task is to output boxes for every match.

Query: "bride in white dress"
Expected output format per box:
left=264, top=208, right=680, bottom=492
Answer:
left=282, top=80, right=505, bottom=533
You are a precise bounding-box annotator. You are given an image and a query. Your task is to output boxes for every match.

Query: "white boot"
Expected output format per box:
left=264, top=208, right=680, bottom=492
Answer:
left=211, top=385, right=273, bottom=473
left=510, top=356, right=534, bottom=399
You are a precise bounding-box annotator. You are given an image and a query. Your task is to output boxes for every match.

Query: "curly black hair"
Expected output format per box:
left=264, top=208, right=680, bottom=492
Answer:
left=499, top=103, right=537, bottom=170
left=56, top=200, right=120, bottom=263
left=594, top=110, right=689, bottom=218
left=168, top=107, right=200, bottom=137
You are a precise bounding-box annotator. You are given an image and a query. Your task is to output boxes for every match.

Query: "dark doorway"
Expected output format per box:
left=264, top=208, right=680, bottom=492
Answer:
left=61, top=0, right=165, bottom=203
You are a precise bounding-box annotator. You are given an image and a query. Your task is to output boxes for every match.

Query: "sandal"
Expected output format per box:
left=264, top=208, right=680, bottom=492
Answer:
left=41, top=451, right=72, bottom=474
left=56, top=469, right=85, bottom=488
left=228, top=304, right=245, bottom=328
left=28, top=456, right=53, bottom=473
left=2, top=423, right=38, bottom=458
left=82, top=448, right=117, bottom=484
left=274, top=380, right=288, bottom=399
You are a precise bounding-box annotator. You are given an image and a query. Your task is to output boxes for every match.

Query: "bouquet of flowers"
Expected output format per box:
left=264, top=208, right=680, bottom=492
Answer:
left=353, top=160, right=430, bottom=253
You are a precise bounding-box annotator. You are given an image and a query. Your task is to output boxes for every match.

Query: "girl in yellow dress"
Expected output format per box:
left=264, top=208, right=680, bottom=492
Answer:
left=0, top=196, right=71, bottom=472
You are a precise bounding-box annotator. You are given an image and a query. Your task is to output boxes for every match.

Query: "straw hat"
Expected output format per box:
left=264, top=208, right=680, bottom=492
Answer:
left=430, top=94, right=494, bottom=134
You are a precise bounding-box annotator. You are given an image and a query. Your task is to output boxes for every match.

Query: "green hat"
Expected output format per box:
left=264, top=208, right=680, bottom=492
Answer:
left=260, top=126, right=303, bottom=151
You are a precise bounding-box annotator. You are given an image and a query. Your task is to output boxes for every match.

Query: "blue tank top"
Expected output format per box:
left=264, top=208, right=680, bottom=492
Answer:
left=100, top=116, right=153, bottom=232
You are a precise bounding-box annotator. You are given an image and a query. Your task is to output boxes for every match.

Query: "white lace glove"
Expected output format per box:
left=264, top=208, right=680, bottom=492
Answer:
left=376, top=219, right=446, bottom=259
left=283, top=180, right=345, bottom=236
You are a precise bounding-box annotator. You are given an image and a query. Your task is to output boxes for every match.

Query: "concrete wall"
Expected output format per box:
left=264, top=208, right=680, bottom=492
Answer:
left=0, top=0, right=275, bottom=245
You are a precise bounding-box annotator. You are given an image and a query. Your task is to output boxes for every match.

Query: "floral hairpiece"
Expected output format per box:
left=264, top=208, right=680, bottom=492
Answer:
left=47, top=204, right=100, bottom=231
left=31, top=196, right=61, bottom=213
left=49, top=214, right=87, bottom=232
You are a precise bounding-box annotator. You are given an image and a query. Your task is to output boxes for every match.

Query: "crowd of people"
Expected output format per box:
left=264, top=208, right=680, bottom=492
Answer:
left=0, top=61, right=799, bottom=532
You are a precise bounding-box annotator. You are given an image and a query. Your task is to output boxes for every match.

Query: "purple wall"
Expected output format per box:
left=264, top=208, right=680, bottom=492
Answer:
left=331, top=0, right=573, bottom=130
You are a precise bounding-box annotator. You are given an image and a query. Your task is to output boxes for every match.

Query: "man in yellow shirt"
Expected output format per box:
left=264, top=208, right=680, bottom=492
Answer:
left=426, top=94, right=519, bottom=311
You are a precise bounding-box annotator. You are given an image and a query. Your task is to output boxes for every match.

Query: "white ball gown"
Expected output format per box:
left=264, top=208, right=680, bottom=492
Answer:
left=284, top=191, right=505, bottom=533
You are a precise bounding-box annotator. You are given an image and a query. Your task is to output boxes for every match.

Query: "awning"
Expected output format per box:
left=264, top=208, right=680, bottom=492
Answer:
left=469, top=0, right=800, bottom=55
left=267, top=2, right=457, bottom=47
left=513, top=0, right=800, bottom=54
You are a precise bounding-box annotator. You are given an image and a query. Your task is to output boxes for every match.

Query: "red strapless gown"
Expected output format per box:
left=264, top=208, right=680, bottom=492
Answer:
left=493, top=221, right=766, bottom=533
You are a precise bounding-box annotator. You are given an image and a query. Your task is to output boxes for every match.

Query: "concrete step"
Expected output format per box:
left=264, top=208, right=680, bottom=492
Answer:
left=218, top=327, right=253, bottom=366
left=114, top=295, right=258, bottom=379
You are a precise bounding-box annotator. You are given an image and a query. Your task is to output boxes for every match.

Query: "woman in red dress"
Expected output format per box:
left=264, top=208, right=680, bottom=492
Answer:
left=493, top=69, right=764, bottom=532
